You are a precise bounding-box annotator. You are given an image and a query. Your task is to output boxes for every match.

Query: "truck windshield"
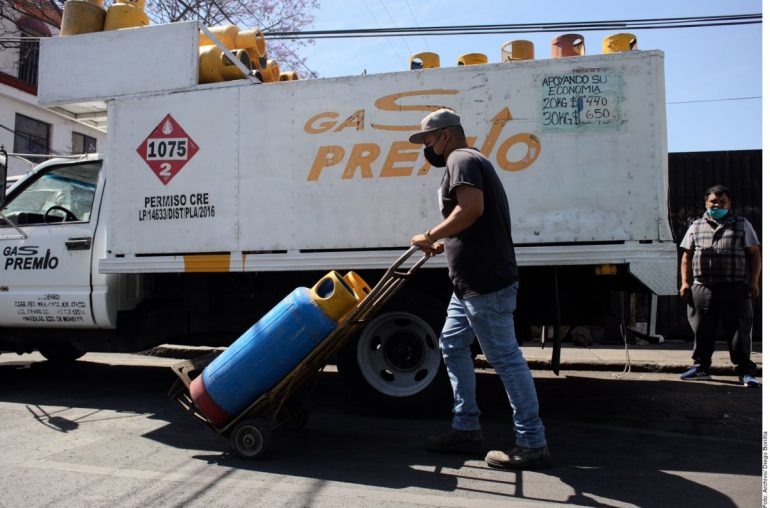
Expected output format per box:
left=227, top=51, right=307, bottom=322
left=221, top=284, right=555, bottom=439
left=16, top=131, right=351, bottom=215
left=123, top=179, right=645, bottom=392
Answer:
left=0, top=162, right=101, bottom=226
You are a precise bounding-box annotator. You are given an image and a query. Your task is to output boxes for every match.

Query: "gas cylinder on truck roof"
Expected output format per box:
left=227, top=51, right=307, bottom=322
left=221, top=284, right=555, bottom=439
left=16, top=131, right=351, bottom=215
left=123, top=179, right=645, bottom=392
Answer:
left=279, top=71, right=299, bottom=81
left=409, top=52, right=440, bottom=70
left=200, top=25, right=266, bottom=58
left=257, top=59, right=281, bottom=83
left=501, top=40, right=534, bottom=61
left=198, top=46, right=252, bottom=84
left=457, top=53, right=488, bottom=66
left=602, top=33, right=638, bottom=54
left=551, top=33, right=585, bottom=57
left=60, top=0, right=106, bottom=36
left=103, top=0, right=149, bottom=31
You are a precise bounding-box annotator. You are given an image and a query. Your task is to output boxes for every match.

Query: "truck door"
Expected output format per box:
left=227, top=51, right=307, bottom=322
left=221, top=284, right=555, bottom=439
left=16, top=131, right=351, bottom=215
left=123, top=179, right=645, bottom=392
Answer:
left=0, top=160, right=102, bottom=327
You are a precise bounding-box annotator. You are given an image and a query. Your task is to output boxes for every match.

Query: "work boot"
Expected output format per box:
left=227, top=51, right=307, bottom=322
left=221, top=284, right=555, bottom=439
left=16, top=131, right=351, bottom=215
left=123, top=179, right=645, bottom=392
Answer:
left=485, top=445, right=551, bottom=470
left=425, top=428, right=483, bottom=454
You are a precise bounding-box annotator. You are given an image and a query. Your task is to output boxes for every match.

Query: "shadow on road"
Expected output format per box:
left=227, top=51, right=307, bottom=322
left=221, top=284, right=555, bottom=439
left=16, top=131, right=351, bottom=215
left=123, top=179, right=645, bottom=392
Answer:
left=0, top=358, right=760, bottom=506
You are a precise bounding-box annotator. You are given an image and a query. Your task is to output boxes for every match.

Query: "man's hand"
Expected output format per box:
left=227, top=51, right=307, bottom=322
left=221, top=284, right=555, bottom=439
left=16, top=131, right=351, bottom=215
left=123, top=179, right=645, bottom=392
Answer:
left=411, top=233, right=442, bottom=255
left=679, top=281, right=691, bottom=299
left=749, top=282, right=761, bottom=299
left=430, top=242, right=445, bottom=255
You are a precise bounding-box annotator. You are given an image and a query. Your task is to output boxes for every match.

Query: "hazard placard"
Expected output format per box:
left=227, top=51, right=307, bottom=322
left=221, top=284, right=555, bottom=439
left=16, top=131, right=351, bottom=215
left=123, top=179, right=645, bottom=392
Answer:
left=136, top=114, right=199, bottom=185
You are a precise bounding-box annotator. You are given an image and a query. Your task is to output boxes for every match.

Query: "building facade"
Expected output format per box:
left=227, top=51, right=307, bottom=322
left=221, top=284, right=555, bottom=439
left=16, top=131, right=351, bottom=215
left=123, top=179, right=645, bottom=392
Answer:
left=0, top=6, right=106, bottom=178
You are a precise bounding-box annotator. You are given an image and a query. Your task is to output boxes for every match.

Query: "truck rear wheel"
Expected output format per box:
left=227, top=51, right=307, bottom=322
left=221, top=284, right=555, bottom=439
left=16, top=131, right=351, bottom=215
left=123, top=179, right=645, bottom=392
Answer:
left=337, top=290, right=451, bottom=416
left=39, top=344, right=85, bottom=363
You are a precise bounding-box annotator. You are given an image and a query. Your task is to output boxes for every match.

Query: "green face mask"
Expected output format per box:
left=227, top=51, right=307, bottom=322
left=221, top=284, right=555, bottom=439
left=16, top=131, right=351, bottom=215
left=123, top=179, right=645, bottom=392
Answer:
left=707, top=208, right=729, bottom=220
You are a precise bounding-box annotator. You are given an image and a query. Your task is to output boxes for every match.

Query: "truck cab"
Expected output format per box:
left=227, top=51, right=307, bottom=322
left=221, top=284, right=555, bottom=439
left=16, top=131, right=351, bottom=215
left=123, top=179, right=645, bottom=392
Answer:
left=0, top=156, right=115, bottom=359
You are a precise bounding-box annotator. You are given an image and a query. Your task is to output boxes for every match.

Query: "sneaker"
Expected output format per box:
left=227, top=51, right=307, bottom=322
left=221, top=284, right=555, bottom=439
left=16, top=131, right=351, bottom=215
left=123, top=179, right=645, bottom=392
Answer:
left=486, top=445, right=551, bottom=470
left=740, top=375, right=761, bottom=388
left=680, top=366, right=711, bottom=381
left=425, top=428, right=483, bottom=454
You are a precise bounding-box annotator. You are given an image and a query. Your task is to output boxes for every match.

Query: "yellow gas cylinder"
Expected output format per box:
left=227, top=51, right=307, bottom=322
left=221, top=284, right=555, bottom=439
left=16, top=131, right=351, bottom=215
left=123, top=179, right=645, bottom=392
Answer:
left=60, top=0, right=106, bottom=36
left=202, top=26, right=267, bottom=71
left=551, top=33, right=585, bottom=58
left=343, top=271, right=371, bottom=302
left=602, top=33, right=637, bottom=53
left=457, top=53, right=488, bottom=66
left=310, top=271, right=359, bottom=322
left=279, top=71, right=299, bottom=81
left=200, top=24, right=239, bottom=48
left=103, top=0, right=149, bottom=31
left=198, top=46, right=252, bottom=84
left=501, top=40, right=534, bottom=61
left=257, top=59, right=280, bottom=83
left=238, top=29, right=267, bottom=71
left=409, top=52, right=440, bottom=70
left=236, top=28, right=266, bottom=57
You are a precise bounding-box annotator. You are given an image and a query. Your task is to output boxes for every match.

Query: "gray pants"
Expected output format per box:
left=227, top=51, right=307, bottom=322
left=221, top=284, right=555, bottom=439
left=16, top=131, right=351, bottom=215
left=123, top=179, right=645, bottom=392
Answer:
left=687, top=282, right=756, bottom=375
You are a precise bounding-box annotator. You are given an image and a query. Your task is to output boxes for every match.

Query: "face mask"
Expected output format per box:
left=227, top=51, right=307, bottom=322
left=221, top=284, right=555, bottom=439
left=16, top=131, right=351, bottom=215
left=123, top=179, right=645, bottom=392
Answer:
left=423, top=145, right=446, bottom=168
left=707, top=208, right=729, bottom=220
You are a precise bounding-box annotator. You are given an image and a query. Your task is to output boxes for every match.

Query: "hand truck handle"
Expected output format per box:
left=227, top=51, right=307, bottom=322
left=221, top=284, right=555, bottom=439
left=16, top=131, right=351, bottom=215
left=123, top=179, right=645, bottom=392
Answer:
left=387, top=245, right=431, bottom=279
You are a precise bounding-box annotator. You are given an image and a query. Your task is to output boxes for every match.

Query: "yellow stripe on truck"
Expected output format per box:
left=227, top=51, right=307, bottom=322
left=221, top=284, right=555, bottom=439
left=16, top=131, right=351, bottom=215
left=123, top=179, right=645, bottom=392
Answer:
left=183, top=254, right=231, bottom=272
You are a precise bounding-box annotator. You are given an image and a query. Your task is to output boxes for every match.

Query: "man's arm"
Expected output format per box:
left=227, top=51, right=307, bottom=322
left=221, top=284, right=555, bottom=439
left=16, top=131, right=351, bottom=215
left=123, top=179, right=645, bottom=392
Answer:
left=679, top=249, right=693, bottom=299
left=746, top=245, right=761, bottom=299
left=411, top=185, right=483, bottom=252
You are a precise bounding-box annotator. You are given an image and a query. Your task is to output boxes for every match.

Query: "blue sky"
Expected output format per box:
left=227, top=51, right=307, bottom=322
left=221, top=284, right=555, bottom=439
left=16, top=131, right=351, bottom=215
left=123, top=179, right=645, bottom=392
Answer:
left=300, top=0, right=762, bottom=153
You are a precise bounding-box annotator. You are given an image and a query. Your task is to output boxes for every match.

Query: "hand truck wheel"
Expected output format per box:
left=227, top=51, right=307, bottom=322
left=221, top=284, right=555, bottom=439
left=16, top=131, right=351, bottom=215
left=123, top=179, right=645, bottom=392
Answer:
left=231, top=419, right=272, bottom=460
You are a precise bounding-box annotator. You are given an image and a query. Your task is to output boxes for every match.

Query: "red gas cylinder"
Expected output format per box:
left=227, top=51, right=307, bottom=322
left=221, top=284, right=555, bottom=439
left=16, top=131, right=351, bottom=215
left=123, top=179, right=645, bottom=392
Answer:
left=551, top=34, right=585, bottom=58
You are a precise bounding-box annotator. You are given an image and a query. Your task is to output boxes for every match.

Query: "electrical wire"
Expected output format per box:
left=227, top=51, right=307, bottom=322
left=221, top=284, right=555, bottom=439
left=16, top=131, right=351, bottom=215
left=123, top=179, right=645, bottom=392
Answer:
left=360, top=0, right=405, bottom=69
left=403, top=0, right=431, bottom=52
left=667, top=96, right=761, bottom=105
left=376, top=0, right=415, bottom=57
left=263, top=13, right=761, bottom=39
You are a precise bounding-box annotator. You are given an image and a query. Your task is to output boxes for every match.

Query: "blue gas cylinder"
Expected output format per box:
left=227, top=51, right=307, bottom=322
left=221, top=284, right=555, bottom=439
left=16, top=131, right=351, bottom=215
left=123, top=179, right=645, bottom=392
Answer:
left=190, top=271, right=359, bottom=426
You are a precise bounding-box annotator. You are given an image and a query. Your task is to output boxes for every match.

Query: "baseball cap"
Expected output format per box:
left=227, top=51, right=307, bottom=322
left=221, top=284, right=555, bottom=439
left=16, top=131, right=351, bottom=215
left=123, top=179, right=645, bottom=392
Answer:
left=408, top=108, right=461, bottom=144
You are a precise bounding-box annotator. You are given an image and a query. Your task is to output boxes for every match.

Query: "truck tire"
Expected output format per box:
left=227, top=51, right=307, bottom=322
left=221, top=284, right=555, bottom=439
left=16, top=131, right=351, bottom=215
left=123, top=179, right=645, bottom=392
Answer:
left=39, top=344, right=85, bottom=363
left=337, top=290, right=451, bottom=416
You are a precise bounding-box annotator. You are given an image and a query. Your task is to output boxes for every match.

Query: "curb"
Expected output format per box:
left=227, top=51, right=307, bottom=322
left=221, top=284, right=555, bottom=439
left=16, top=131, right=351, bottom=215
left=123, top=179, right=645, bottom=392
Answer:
left=478, top=358, right=762, bottom=376
left=146, top=345, right=761, bottom=377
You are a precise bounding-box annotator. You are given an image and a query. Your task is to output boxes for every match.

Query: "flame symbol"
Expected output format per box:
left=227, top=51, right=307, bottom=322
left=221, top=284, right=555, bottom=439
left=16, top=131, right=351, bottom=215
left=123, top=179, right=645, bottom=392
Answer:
left=162, top=120, right=173, bottom=135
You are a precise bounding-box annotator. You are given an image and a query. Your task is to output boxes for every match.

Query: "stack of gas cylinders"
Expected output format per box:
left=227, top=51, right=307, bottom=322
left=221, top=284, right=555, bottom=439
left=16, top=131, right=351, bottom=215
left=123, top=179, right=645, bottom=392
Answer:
left=409, top=32, right=638, bottom=70
left=58, top=4, right=300, bottom=84
left=57, top=6, right=640, bottom=84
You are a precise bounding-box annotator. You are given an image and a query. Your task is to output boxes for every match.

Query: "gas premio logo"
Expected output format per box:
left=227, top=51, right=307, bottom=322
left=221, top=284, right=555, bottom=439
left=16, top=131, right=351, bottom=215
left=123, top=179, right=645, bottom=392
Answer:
left=137, top=114, right=200, bottom=185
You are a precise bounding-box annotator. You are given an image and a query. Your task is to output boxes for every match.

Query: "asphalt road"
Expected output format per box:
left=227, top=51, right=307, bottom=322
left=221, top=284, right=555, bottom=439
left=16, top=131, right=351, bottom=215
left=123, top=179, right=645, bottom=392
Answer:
left=0, top=353, right=763, bottom=507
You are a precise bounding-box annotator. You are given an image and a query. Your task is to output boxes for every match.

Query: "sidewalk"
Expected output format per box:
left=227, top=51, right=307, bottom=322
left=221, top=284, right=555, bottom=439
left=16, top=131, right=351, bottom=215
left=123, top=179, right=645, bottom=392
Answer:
left=506, top=340, right=763, bottom=375
left=149, top=340, right=762, bottom=376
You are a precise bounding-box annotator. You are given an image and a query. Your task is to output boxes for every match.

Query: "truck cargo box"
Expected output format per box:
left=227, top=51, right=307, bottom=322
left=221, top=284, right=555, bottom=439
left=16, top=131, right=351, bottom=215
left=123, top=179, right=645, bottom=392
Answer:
left=38, top=22, right=675, bottom=295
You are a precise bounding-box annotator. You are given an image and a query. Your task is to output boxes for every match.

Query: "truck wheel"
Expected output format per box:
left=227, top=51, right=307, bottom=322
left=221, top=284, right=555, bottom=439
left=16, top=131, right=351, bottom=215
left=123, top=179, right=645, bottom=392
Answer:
left=39, top=344, right=85, bottom=363
left=337, top=290, right=451, bottom=416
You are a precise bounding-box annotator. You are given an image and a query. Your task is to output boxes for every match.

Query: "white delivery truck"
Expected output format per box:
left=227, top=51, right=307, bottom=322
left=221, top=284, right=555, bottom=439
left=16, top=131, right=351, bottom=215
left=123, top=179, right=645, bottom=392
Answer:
left=0, top=22, right=675, bottom=411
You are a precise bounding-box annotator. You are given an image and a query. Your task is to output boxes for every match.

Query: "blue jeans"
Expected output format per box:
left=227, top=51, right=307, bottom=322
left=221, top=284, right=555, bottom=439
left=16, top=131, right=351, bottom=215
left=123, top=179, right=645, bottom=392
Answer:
left=439, top=281, right=547, bottom=448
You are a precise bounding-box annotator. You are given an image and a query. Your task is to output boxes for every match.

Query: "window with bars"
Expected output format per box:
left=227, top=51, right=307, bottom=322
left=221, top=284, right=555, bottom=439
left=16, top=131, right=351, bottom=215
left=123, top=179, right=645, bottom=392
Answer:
left=17, top=38, right=39, bottom=87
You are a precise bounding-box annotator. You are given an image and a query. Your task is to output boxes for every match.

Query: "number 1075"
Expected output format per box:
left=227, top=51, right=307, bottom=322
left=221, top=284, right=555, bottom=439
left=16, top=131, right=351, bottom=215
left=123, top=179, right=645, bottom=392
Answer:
left=146, top=138, right=188, bottom=160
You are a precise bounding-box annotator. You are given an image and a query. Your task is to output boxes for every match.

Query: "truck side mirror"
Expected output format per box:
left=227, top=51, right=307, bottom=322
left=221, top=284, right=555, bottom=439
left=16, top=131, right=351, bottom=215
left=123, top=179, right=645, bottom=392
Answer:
left=0, top=146, right=7, bottom=205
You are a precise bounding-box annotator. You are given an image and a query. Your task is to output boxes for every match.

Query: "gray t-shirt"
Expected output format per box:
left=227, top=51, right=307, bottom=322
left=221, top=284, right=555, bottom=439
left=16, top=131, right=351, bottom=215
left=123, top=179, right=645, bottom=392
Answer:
left=439, top=148, right=518, bottom=297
